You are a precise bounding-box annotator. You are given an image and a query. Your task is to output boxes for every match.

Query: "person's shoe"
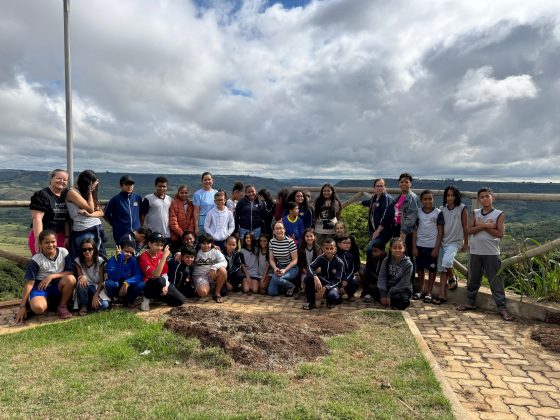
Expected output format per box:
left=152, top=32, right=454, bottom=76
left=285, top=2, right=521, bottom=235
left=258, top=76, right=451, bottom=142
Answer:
left=56, top=305, right=73, bottom=319
left=362, top=294, right=373, bottom=303
left=140, top=297, right=151, bottom=312
left=79, top=306, right=88, bottom=316
left=448, top=277, right=458, bottom=290
left=412, top=292, right=424, bottom=300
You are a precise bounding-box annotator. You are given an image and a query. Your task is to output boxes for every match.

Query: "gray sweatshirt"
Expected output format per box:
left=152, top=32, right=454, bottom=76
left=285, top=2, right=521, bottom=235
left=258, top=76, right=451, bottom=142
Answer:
left=377, top=255, right=413, bottom=299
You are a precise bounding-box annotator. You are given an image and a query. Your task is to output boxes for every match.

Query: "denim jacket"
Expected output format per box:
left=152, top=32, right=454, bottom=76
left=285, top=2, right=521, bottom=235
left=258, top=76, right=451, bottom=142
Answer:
left=398, top=191, right=419, bottom=235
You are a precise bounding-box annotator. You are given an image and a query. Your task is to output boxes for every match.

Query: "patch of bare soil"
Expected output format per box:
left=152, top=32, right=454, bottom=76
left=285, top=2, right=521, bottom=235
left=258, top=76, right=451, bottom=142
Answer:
left=164, top=305, right=357, bottom=370
left=531, top=326, right=560, bottom=353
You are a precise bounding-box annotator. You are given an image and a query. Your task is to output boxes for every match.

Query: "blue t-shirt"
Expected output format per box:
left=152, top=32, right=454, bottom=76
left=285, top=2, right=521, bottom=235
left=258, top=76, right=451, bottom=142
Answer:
left=192, top=188, right=217, bottom=226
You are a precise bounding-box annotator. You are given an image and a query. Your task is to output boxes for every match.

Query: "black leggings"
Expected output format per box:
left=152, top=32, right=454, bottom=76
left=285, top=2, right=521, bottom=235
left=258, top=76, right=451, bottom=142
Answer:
left=144, top=277, right=186, bottom=306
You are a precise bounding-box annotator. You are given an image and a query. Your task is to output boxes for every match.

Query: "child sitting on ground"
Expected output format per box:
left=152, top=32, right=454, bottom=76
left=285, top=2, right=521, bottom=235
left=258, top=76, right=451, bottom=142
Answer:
left=193, top=233, right=228, bottom=302
left=378, top=237, right=414, bottom=310
left=297, top=228, right=321, bottom=294
left=74, top=238, right=109, bottom=315
left=167, top=246, right=196, bottom=299
left=138, top=232, right=187, bottom=311
left=105, top=239, right=145, bottom=306
left=223, top=236, right=248, bottom=292
left=361, top=244, right=386, bottom=303
left=15, top=229, right=76, bottom=323
left=335, top=234, right=360, bottom=302
left=240, top=232, right=261, bottom=294
left=302, top=238, right=345, bottom=310
left=257, top=234, right=271, bottom=294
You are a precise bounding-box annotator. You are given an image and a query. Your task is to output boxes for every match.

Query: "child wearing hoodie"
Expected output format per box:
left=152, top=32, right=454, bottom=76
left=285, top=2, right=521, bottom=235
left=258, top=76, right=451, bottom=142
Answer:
left=378, top=237, right=413, bottom=310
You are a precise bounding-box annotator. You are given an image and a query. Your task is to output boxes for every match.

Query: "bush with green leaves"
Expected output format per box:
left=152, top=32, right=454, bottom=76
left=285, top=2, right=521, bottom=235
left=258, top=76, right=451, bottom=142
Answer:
left=340, top=203, right=369, bottom=258
left=0, top=259, right=24, bottom=301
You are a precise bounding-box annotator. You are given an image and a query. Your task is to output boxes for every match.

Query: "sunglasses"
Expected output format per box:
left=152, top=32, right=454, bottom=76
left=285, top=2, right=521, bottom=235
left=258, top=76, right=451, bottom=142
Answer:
left=82, top=248, right=94, bottom=253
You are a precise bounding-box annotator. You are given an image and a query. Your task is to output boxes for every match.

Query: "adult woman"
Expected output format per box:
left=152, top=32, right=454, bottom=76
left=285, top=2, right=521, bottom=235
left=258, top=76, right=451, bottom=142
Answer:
left=267, top=221, right=299, bottom=296
left=65, top=169, right=106, bottom=258
left=235, top=185, right=264, bottom=240
left=360, top=178, right=395, bottom=251
left=314, top=183, right=342, bottom=245
left=192, top=172, right=218, bottom=237
left=286, top=189, right=314, bottom=229
left=169, top=185, right=195, bottom=253
left=28, top=169, right=69, bottom=255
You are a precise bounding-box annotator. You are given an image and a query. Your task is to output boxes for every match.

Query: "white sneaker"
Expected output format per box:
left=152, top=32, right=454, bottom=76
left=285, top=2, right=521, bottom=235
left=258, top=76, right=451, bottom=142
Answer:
left=140, top=297, right=150, bottom=311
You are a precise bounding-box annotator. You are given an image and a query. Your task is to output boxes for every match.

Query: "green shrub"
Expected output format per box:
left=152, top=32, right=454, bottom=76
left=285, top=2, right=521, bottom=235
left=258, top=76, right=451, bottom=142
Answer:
left=340, top=203, right=369, bottom=258
left=0, top=259, right=24, bottom=301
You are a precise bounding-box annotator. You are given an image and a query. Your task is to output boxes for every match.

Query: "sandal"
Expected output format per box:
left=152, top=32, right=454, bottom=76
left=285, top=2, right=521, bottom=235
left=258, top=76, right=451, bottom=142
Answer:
left=213, top=295, right=223, bottom=304
left=302, top=302, right=315, bottom=310
left=499, top=309, right=513, bottom=322
left=423, top=294, right=433, bottom=304
left=432, top=297, right=447, bottom=306
left=79, top=306, right=88, bottom=316
left=448, top=277, right=458, bottom=290
left=412, top=292, right=425, bottom=300
left=456, top=304, right=477, bottom=311
left=285, top=288, right=295, bottom=297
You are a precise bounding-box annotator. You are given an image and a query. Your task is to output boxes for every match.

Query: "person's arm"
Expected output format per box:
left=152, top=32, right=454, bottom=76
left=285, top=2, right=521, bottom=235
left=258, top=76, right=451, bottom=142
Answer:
left=139, top=198, right=150, bottom=226
left=268, top=248, right=278, bottom=272
left=151, top=247, right=171, bottom=278
left=75, top=262, right=88, bottom=289
left=227, top=212, right=235, bottom=237
left=15, top=281, right=35, bottom=324
left=460, top=207, right=469, bottom=250
left=92, top=264, right=105, bottom=309
left=169, top=203, right=183, bottom=237
left=283, top=243, right=298, bottom=272
left=203, top=212, right=214, bottom=237
left=467, top=211, right=494, bottom=235
left=210, top=250, right=228, bottom=271
left=67, top=188, right=96, bottom=214
left=432, top=224, right=444, bottom=258
left=30, top=210, right=45, bottom=254
left=411, top=227, right=419, bottom=257
left=484, top=213, right=505, bottom=238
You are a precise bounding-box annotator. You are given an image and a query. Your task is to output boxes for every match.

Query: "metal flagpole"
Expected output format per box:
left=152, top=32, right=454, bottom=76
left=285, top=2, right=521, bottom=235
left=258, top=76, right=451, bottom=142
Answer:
left=63, top=0, right=74, bottom=185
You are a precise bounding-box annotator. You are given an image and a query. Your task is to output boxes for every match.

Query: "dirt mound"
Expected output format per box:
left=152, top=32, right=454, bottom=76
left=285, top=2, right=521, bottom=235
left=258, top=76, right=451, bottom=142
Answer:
left=164, top=305, right=357, bottom=370
left=531, top=326, right=560, bottom=353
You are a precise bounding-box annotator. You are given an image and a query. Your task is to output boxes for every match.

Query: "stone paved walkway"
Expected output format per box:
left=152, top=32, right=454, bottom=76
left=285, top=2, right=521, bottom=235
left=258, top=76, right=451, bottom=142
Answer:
left=1, top=294, right=559, bottom=419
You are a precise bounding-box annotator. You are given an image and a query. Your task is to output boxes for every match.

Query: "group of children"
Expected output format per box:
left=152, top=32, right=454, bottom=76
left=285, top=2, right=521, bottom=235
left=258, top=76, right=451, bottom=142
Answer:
left=16, top=173, right=512, bottom=322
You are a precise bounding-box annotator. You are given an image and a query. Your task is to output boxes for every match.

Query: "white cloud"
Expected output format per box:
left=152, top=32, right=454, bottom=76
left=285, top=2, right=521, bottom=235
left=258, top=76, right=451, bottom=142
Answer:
left=454, top=66, right=538, bottom=109
left=0, top=0, right=559, bottom=181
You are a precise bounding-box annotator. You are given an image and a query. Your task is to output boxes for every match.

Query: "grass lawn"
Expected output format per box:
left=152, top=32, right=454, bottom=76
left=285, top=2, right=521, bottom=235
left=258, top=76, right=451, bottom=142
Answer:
left=0, top=309, right=452, bottom=419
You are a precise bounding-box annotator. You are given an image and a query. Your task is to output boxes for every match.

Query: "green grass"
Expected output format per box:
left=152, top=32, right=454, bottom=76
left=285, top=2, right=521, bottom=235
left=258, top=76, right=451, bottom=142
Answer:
left=0, top=309, right=452, bottom=419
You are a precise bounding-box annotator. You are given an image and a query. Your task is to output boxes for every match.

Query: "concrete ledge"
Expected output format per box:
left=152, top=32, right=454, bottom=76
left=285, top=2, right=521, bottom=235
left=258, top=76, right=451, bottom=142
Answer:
left=445, top=281, right=560, bottom=323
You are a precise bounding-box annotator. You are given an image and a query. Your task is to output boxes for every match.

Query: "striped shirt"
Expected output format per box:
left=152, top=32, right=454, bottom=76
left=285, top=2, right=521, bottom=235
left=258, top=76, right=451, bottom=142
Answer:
left=269, top=236, right=297, bottom=268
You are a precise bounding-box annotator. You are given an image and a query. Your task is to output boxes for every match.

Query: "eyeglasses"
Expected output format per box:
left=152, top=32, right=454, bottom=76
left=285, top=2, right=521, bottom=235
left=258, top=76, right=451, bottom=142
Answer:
left=82, top=248, right=94, bottom=253
left=374, top=184, right=385, bottom=188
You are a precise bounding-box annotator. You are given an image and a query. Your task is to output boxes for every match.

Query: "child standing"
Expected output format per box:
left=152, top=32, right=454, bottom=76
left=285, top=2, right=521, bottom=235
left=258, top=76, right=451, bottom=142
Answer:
left=314, top=184, right=342, bottom=245
left=437, top=186, right=468, bottom=293
left=412, top=190, right=443, bottom=304
left=139, top=232, right=187, bottom=311
left=105, top=239, right=145, bottom=306
left=378, top=238, right=413, bottom=310
left=302, top=238, right=345, bottom=310
left=204, top=191, right=235, bottom=251
left=240, top=232, right=261, bottom=294
left=75, top=238, right=109, bottom=315
left=282, top=201, right=304, bottom=245
left=457, top=188, right=512, bottom=321
left=297, top=229, right=320, bottom=294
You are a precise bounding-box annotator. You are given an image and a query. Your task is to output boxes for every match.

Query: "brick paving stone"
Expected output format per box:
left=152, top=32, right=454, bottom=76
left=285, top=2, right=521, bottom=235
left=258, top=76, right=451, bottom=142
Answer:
left=483, top=387, right=514, bottom=397
left=509, top=405, right=533, bottom=419
left=532, top=391, right=559, bottom=408
left=503, top=376, right=535, bottom=384
left=503, top=396, right=541, bottom=407
left=458, top=379, right=491, bottom=388
left=485, top=374, right=510, bottom=390
left=527, top=372, right=553, bottom=385
left=483, top=396, right=513, bottom=414
left=525, top=384, right=558, bottom=393
left=479, top=411, right=516, bottom=420
left=507, top=382, right=532, bottom=398
left=528, top=406, right=560, bottom=417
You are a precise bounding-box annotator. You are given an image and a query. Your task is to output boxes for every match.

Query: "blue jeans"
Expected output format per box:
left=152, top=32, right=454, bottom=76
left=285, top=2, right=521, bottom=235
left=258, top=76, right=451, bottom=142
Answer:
left=77, top=283, right=109, bottom=310
left=239, top=227, right=261, bottom=241
left=268, top=266, right=299, bottom=296
left=105, top=279, right=145, bottom=305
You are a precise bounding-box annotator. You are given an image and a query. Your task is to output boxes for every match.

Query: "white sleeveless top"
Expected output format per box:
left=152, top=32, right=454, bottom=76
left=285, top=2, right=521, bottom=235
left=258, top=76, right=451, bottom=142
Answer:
left=470, top=208, right=503, bottom=256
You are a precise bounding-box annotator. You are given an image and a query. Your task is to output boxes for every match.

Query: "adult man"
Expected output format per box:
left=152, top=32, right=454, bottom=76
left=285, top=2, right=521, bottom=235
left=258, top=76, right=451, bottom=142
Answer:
left=140, top=176, right=172, bottom=243
left=104, top=175, right=143, bottom=244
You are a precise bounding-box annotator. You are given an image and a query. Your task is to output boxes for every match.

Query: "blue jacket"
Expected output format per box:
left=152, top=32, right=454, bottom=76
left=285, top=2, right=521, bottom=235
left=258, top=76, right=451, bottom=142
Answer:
left=104, top=191, right=143, bottom=242
left=105, top=253, right=143, bottom=287
left=361, top=192, right=395, bottom=237
left=235, top=197, right=264, bottom=232
left=398, top=191, right=420, bottom=235
left=337, top=250, right=354, bottom=282
left=308, top=254, right=345, bottom=288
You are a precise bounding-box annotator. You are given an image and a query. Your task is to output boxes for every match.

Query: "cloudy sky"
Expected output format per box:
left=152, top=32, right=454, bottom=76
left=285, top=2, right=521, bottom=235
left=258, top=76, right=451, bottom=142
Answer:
left=1, top=0, right=559, bottom=181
